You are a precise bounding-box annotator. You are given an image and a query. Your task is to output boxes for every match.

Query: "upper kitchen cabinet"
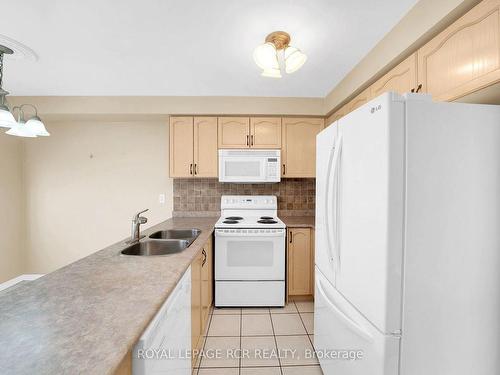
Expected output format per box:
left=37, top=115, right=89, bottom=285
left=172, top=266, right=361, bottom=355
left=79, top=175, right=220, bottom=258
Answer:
left=372, top=53, right=418, bottom=97
left=194, top=117, right=218, bottom=177
left=250, top=117, right=282, bottom=148
left=282, top=117, right=324, bottom=178
left=326, top=103, right=349, bottom=126
left=347, top=87, right=372, bottom=112
left=218, top=117, right=281, bottom=149
left=170, top=116, right=194, bottom=178
left=218, top=117, right=250, bottom=148
left=170, top=116, right=218, bottom=178
left=417, top=0, right=500, bottom=101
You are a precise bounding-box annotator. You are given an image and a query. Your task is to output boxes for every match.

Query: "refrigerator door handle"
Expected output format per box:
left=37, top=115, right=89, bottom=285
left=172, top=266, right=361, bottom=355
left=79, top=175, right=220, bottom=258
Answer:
left=325, top=137, right=339, bottom=272
left=333, top=133, right=343, bottom=271
left=317, top=275, right=372, bottom=341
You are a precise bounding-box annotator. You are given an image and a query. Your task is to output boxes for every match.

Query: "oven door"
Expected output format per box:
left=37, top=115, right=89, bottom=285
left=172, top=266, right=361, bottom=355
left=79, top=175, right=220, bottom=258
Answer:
left=215, top=229, right=285, bottom=280
left=219, top=155, right=267, bottom=182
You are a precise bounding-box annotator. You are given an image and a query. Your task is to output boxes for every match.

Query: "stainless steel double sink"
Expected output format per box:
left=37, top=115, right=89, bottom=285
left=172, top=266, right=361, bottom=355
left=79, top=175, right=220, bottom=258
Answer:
left=120, top=229, right=201, bottom=256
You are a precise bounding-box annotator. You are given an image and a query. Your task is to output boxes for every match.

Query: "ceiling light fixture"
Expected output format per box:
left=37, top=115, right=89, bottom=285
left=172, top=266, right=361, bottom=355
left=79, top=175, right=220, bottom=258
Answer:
left=0, top=44, right=49, bottom=137
left=253, top=31, right=307, bottom=78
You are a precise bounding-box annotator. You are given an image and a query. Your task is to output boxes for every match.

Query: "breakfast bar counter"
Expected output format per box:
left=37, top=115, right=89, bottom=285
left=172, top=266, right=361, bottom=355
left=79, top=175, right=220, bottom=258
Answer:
left=0, top=217, right=217, bottom=375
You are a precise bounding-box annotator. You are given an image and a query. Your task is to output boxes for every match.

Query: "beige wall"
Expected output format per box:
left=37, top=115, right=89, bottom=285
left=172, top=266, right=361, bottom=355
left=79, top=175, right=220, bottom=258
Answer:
left=3, top=96, right=325, bottom=278
left=0, top=135, right=25, bottom=283
left=23, top=120, right=172, bottom=274
left=9, top=96, right=325, bottom=118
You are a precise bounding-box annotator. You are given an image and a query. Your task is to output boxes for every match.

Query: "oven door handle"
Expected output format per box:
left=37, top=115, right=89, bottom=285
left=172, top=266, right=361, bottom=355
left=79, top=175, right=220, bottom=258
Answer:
left=215, top=229, right=285, bottom=237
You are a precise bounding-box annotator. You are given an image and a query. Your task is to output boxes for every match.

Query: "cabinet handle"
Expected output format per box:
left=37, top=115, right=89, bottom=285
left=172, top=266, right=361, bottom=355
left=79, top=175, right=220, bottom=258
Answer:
left=246, top=135, right=249, bottom=146
left=250, top=135, right=254, bottom=146
left=282, top=164, right=286, bottom=175
left=289, top=231, right=293, bottom=243
left=189, top=163, right=193, bottom=175
left=415, top=84, right=422, bottom=93
left=202, top=249, right=207, bottom=266
left=194, top=164, right=198, bottom=175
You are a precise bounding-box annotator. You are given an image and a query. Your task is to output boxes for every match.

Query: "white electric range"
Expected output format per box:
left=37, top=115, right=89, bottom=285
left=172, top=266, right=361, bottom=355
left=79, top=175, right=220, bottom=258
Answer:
left=214, top=195, right=286, bottom=307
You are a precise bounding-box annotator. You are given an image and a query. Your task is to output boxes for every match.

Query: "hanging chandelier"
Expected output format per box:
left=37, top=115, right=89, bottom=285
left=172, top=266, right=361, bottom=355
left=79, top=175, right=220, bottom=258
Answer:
left=0, top=45, right=49, bottom=137
left=253, top=31, right=307, bottom=78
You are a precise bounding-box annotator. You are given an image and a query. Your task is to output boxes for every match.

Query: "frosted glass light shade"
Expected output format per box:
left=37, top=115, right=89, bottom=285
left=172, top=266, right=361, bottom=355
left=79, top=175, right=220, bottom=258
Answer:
left=6, top=121, right=37, bottom=137
left=261, top=68, right=282, bottom=78
left=26, top=116, right=50, bottom=136
left=284, top=46, right=307, bottom=74
left=0, top=105, right=16, bottom=128
left=253, top=42, right=278, bottom=70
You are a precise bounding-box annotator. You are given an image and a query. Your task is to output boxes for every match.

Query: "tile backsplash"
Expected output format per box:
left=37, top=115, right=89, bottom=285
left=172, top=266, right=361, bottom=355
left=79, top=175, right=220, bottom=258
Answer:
left=173, top=178, right=315, bottom=216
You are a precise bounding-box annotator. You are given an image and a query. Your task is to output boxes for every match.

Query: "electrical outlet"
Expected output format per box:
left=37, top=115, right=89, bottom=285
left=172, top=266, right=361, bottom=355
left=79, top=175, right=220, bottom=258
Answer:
left=159, top=193, right=166, bottom=205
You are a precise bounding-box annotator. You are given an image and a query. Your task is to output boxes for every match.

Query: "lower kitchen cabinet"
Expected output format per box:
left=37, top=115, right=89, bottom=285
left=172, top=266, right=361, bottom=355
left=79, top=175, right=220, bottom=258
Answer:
left=201, top=236, right=213, bottom=331
left=191, top=236, right=213, bottom=368
left=287, top=228, right=314, bottom=297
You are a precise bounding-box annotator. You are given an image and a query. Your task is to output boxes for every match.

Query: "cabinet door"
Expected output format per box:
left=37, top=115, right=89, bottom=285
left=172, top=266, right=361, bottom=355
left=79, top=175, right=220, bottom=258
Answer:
left=170, top=116, right=194, bottom=178
left=325, top=103, right=349, bottom=126
left=372, top=53, right=418, bottom=97
left=201, top=237, right=213, bottom=329
left=282, top=118, right=324, bottom=178
left=417, top=0, right=500, bottom=101
left=218, top=117, right=250, bottom=148
left=194, top=117, right=218, bottom=177
left=288, top=228, right=313, bottom=296
left=191, top=252, right=202, bottom=367
left=206, top=237, right=213, bottom=311
left=347, top=87, right=372, bottom=112
left=250, top=117, right=282, bottom=148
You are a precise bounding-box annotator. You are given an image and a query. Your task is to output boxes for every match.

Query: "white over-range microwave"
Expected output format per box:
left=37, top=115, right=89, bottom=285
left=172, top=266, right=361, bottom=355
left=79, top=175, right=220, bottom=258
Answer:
left=218, top=149, right=281, bottom=183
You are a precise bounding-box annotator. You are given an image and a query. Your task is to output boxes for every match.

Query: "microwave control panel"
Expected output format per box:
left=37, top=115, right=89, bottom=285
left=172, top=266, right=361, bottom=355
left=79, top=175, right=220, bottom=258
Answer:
left=267, top=158, right=279, bottom=177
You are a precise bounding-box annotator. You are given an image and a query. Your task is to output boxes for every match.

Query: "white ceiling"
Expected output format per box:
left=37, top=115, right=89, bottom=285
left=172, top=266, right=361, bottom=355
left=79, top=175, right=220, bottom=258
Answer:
left=3, top=0, right=417, bottom=97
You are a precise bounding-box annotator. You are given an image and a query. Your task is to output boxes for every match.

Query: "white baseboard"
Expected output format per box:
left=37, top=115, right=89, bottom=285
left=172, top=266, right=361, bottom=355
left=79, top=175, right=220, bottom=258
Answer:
left=0, top=274, right=44, bottom=292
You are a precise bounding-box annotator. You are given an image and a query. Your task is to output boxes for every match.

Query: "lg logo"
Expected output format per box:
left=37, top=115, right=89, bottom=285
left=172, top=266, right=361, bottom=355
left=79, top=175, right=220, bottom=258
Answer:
left=370, top=105, right=382, bottom=113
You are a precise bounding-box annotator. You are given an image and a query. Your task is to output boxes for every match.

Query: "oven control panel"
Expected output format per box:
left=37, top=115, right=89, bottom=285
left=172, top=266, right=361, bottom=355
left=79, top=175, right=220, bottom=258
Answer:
left=221, top=195, right=277, bottom=209
left=215, top=228, right=285, bottom=236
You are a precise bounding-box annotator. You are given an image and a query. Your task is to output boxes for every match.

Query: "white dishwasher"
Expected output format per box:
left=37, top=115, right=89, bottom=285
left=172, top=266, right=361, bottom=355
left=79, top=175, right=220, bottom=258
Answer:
left=133, top=267, right=191, bottom=375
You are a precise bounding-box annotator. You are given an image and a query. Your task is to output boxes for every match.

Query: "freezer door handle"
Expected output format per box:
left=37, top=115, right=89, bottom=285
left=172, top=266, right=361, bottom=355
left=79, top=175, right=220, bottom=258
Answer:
left=316, top=275, right=372, bottom=341
left=325, top=133, right=343, bottom=272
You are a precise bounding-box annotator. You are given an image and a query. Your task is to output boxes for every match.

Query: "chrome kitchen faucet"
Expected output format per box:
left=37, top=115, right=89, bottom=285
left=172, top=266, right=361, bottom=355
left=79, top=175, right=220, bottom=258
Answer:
left=128, top=209, right=148, bottom=243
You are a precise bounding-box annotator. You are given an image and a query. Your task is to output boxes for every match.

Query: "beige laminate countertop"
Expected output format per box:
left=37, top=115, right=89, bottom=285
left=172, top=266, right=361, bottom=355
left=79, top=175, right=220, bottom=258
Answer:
left=281, top=215, right=315, bottom=228
left=0, top=217, right=217, bottom=375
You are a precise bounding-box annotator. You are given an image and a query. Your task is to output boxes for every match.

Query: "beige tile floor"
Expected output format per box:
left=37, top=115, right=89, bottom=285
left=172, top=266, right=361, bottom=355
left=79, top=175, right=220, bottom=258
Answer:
left=194, top=300, right=323, bottom=375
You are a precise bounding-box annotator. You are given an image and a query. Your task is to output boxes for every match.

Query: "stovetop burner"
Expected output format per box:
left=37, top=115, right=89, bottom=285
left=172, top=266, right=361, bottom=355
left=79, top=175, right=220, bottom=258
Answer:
left=223, top=220, right=239, bottom=224
left=257, top=219, right=278, bottom=224
left=260, top=216, right=274, bottom=220
left=225, top=216, right=243, bottom=221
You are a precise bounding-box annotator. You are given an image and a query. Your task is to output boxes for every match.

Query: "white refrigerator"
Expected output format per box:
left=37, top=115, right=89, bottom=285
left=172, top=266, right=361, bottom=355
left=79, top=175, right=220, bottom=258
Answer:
left=314, top=92, right=500, bottom=375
